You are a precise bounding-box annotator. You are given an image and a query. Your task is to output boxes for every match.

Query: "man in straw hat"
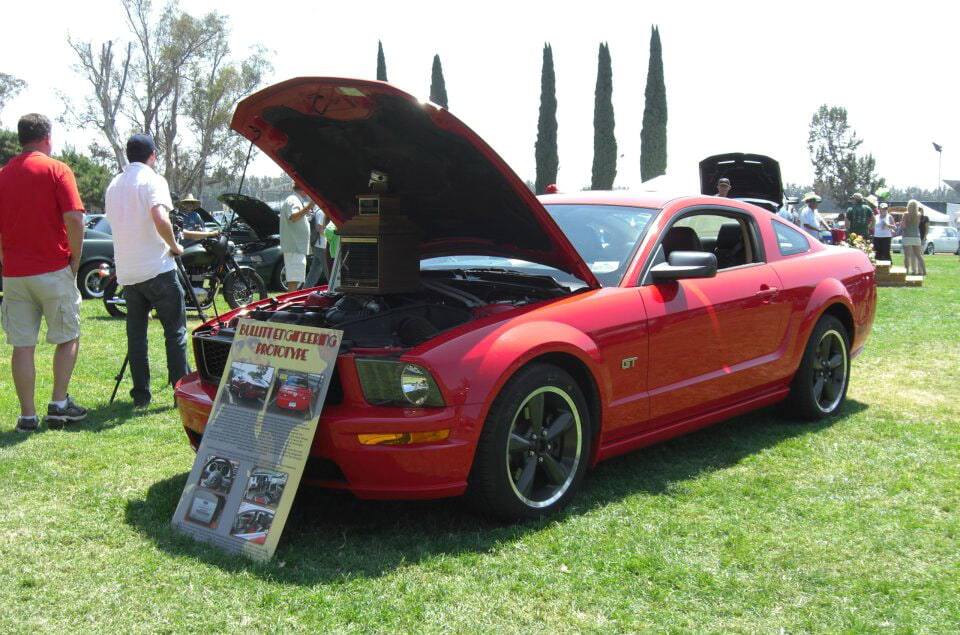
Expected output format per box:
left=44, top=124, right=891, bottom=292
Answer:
left=176, top=193, right=219, bottom=241
left=799, top=192, right=828, bottom=240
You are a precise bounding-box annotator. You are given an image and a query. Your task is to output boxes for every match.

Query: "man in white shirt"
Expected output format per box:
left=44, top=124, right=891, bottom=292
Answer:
left=279, top=183, right=315, bottom=292
left=799, top=192, right=828, bottom=239
left=105, top=134, right=189, bottom=408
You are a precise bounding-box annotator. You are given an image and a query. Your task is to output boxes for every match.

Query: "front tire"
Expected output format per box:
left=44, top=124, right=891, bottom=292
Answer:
left=468, top=363, right=591, bottom=521
left=924, top=242, right=935, bottom=255
left=102, top=276, right=127, bottom=318
left=785, top=314, right=850, bottom=420
left=222, top=268, right=267, bottom=309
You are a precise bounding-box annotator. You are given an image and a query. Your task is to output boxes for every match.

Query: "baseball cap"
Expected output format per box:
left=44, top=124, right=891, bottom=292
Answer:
left=718, top=177, right=731, bottom=186
left=126, top=133, right=156, bottom=158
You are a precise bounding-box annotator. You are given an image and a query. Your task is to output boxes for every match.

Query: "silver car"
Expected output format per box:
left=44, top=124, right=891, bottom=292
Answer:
left=892, top=226, right=960, bottom=254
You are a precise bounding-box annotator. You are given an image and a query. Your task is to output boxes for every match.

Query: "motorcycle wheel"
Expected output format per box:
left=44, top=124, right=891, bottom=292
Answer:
left=222, top=269, right=267, bottom=309
left=102, top=276, right=127, bottom=318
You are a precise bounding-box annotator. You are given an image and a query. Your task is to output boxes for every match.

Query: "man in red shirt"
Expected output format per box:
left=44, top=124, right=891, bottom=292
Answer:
left=0, top=114, right=87, bottom=432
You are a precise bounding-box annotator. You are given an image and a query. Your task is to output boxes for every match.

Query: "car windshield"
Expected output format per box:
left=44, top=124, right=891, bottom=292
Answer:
left=285, top=375, right=307, bottom=388
left=420, top=204, right=657, bottom=287
left=86, top=216, right=111, bottom=234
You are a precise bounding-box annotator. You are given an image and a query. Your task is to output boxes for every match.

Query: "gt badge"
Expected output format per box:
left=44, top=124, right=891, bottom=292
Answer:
left=621, top=357, right=637, bottom=370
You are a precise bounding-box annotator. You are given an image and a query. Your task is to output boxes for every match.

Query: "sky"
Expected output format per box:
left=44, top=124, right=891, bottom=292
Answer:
left=3, top=0, right=957, bottom=191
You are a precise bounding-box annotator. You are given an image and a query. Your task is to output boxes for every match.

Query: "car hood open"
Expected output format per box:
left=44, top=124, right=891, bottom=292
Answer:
left=699, top=153, right=783, bottom=206
left=230, top=77, right=598, bottom=287
left=217, top=193, right=279, bottom=239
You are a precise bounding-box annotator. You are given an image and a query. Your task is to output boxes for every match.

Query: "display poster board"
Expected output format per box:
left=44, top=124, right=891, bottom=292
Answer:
left=171, top=318, right=342, bottom=561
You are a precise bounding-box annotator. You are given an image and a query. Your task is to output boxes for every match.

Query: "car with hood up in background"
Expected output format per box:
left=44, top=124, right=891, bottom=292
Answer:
left=174, top=77, right=876, bottom=521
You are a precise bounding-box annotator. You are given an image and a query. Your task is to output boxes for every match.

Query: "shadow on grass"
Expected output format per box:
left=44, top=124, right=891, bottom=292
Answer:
left=124, top=399, right=868, bottom=584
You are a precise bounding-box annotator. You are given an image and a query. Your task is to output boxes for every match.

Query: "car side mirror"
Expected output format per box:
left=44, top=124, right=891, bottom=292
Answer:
left=651, top=251, right=718, bottom=281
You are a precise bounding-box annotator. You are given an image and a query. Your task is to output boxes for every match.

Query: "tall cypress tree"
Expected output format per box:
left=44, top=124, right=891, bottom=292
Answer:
left=377, top=40, right=388, bottom=81
left=640, top=26, right=667, bottom=181
left=535, top=43, right=558, bottom=194
left=591, top=42, right=616, bottom=190
left=429, top=55, right=448, bottom=108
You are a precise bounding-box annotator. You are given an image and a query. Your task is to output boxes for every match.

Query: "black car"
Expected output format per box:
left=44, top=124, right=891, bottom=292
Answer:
left=217, top=193, right=288, bottom=290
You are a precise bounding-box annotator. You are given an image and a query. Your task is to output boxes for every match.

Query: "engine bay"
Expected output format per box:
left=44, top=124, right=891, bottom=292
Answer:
left=209, top=269, right=574, bottom=351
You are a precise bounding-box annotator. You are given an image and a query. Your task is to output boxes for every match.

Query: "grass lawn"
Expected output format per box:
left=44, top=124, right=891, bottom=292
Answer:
left=1, top=257, right=959, bottom=633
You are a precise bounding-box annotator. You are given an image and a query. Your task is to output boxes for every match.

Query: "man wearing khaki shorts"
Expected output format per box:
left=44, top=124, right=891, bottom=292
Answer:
left=0, top=114, right=87, bottom=432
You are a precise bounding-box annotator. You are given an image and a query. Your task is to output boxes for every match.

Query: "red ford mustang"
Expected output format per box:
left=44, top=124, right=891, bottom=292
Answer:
left=275, top=374, right=313, bottom=413
left=175, top=77, right=876, bottom=520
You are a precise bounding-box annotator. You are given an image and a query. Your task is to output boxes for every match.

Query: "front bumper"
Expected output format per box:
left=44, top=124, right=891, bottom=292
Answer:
left=175, top=368, right=483, bottom=500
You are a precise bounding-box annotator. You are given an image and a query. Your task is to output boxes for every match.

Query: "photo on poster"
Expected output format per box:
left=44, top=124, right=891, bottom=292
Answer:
left=268, top=369, right=326, bottom=420
left=186, top=490, right=226, bottom=528
left=197, top=455, right=239, bottom=495
left=230, top=503, right=275, bottom=545
left=225, top=361, right=275, bottom=411
left=242, top=467, right=289, bottom=509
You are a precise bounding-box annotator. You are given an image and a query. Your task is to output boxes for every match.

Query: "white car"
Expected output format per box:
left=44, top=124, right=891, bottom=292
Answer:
left=892, top=226, right=959, bottom=254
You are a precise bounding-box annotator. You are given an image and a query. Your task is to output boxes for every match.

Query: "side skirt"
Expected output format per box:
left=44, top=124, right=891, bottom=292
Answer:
left=593, top=386, right=790, bottom=464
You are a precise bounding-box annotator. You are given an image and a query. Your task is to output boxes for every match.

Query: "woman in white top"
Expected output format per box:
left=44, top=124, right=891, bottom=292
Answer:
left=872, top=204, right=897, bottom=262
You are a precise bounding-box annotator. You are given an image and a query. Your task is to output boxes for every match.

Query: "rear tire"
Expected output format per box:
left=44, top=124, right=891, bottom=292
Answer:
left=78, top=261, right=109, bottom=299
left=222, top=268, right=267, bottom=309
left=468, top=363, right=591, bottom=521
left=924, top=242, right=935, bottom=255
left=785, top=314, right=850, bottom=421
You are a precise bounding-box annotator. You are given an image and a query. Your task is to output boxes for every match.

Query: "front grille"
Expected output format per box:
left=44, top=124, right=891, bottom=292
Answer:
left=195, top=334, right=232, bottom=384
left=194, top=331, right=343, bottom=405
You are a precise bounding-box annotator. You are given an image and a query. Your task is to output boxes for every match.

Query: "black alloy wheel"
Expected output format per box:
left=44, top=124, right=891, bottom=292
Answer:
left=506, top=386, right=583, bottom=509
left=468, top=363, right=591, bottom=520
left=786, top=314, right=850, bottom=420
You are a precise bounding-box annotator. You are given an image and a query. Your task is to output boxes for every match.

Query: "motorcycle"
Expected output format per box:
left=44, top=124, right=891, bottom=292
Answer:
left=101, top=209, right=267, bottom=318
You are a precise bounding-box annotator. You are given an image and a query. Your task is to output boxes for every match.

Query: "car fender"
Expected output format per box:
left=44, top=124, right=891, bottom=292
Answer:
left=792, top=277, right=855, bottom=366
left=416, top=318, right=608, bottom=430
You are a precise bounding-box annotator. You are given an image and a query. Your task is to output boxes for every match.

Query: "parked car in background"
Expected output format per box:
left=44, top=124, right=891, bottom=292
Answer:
left=175, top=77, right=877, bottom=521
left=892, top=225, right=959, bottom=254
left=218, top=193, right=289, bottom=290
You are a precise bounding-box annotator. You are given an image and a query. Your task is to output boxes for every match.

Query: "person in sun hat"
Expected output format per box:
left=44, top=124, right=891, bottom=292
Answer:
left=176, top=193, right=219, bottom=241
left=799, top=192, right=828, bottom=239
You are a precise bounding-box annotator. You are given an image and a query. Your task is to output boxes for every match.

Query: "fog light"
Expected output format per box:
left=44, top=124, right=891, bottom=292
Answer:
left=357, top=430, right=450, bottom=446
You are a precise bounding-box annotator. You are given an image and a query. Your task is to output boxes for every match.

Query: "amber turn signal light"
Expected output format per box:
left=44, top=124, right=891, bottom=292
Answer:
left=357, top=430, right=450, bottom=446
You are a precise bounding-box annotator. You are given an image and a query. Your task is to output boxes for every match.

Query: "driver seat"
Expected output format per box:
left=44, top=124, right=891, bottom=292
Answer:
left=715, top=222, right=745, bottom=269
left=662, top=226, right=702, bottom=259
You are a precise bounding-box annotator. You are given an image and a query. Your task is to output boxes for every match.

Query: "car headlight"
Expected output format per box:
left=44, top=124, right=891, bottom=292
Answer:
left=355, top=359, right=444, bottom=407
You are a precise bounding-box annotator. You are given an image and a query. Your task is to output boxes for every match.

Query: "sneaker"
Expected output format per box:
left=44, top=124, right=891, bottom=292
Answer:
left=45, top=395, right=87, bottom=430
left=15, top=416, right=40, bottom=433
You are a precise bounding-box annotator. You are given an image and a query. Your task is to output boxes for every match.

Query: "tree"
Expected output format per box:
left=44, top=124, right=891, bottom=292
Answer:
left=377, top=41, right=388, bottom=81
left=429, top=54, right=448, bottom=108
left=64, top=0, right=271, bottom=195
left=640, top=26, right=667, bottom=182
left=535, top=43, right=558, bottom=195
left=0, top=129, right=19, bottom=166
left=57, top=147, right=115, bottom=210
left=591, top=43, right=616, bottom=190
left=0, top=73, right=27, bottom=126
left=807, top=105, right=885, bottom=203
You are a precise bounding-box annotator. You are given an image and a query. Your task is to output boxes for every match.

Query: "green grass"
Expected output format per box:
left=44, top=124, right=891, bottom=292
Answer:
left=1, top=257, right=959, bottom=633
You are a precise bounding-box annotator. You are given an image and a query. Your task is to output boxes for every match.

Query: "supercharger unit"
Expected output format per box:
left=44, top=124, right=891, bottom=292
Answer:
left=335, top=193, right=421, bottom=295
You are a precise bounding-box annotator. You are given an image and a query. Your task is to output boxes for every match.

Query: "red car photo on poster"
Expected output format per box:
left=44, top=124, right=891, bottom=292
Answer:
left=275, top=373, right=313, bottom=413
left=174, top=77, right=877, bottom=520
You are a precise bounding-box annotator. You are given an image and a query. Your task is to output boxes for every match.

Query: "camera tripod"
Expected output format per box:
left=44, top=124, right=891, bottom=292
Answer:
left=109, top=255, right=209, bottom=405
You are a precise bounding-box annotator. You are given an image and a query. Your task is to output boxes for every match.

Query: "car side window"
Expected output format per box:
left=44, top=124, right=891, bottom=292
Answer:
left=670, top=212, right=761, bottom=270
left=772, top=220, right=810, bottom=256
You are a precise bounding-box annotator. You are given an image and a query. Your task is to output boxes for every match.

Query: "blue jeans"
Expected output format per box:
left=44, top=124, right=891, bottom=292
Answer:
left=124, top=269, right=190, bottom=404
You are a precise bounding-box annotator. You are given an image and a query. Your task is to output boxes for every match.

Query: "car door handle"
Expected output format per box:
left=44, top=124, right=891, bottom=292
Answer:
left=754, top=285, right=779, bottom=302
